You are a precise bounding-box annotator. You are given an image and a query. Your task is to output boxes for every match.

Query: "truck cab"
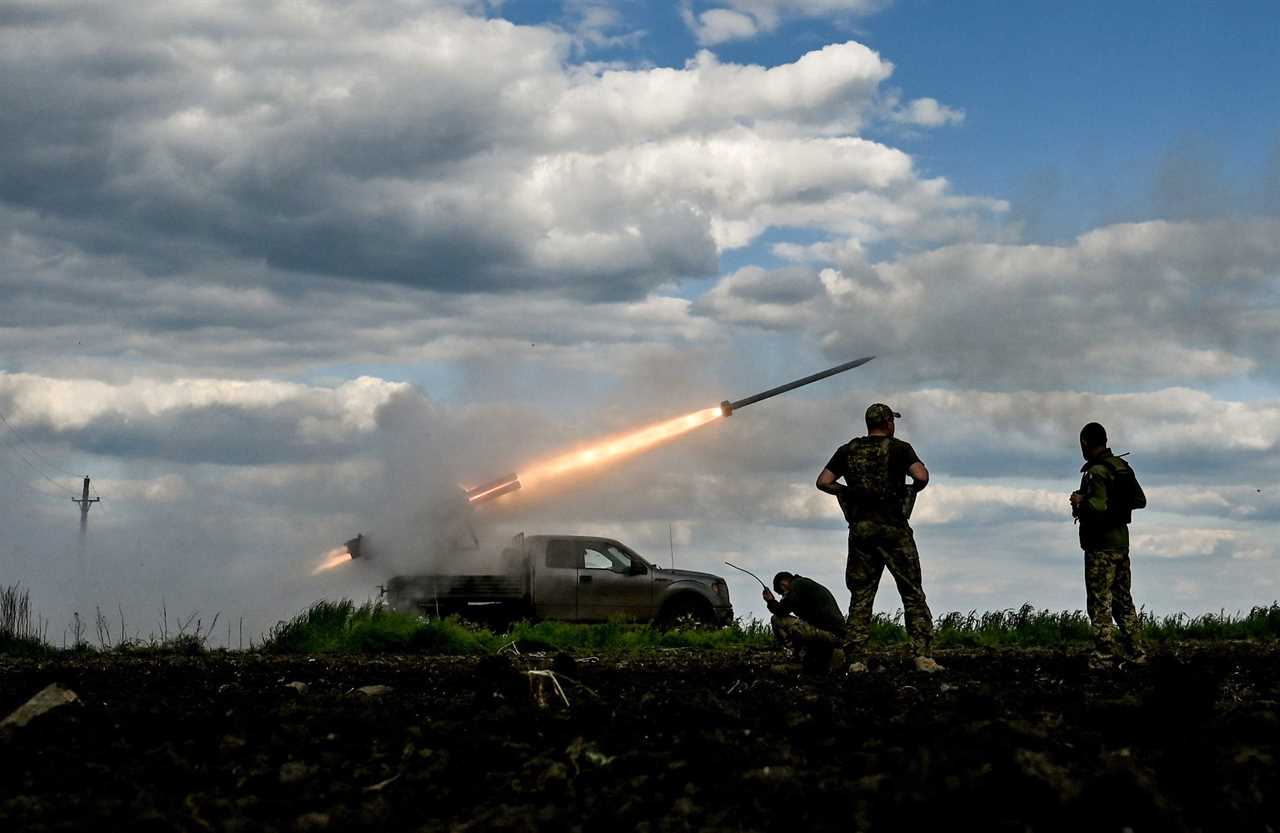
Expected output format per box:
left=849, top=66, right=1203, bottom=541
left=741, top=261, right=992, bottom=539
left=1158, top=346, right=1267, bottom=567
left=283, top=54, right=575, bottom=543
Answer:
left=530, top=535, right=730, bottom=626
left=386, top=533, right=733, bottom=628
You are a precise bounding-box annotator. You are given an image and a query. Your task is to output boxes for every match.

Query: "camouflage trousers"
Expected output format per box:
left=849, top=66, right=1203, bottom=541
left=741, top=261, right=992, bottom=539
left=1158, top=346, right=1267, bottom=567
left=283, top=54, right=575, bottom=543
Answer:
left=845, top=521, right=934, bottom=658
left=771, top=615, right=843, bottom=671
left=1084, top=549, right=1142, bottom=657
left=771, top=614, right=843, bottom=653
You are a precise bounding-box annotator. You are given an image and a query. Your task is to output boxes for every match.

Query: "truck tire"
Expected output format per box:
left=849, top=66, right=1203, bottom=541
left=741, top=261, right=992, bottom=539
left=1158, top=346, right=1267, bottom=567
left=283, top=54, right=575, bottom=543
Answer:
left=656, top=594, right=716, bottom=630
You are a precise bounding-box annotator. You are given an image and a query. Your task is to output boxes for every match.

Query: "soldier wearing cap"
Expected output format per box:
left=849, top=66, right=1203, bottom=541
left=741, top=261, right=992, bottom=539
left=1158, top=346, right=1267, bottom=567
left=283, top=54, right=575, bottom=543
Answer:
left=1071, top=421, right=1148, bottom=667
left=816, top=403, right=941, bottom=673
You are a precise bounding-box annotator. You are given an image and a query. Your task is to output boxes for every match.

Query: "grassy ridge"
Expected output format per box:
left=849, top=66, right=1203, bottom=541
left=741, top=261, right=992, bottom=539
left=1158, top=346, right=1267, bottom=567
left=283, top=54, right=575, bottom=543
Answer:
left=5, top=591, right=1280, bottom=656
left=258, top=600, right=775, bottom=655
left=253, top=600, right=1280, bottom=656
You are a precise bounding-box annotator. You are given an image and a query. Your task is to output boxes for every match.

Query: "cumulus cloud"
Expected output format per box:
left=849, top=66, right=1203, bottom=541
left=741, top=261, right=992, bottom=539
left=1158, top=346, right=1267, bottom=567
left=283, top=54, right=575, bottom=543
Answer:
left=887, top=96, right=965, bottom=128
left=0, top=373, right=407, bottom=463
left=0, top=4, right=981, bottom=306
left=682, top=0, right=889, bottom=45
left=699, top=217, right=1280, bottom=387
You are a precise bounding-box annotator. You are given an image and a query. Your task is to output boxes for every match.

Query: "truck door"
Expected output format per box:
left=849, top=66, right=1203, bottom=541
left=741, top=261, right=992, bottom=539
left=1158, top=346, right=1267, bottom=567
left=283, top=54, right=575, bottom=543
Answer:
left=534, top=538, right=580, bottom=620
left=576, top=540, right=654, bottom=622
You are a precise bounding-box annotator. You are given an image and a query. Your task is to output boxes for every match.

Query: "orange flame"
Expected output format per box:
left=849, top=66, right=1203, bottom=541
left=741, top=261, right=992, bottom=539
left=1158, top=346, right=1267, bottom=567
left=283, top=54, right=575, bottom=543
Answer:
left=312, top=545, right=353, bottom=575
left=466, top=476, right=521, bottom=503
left=519, top=406, right=723, bottom=490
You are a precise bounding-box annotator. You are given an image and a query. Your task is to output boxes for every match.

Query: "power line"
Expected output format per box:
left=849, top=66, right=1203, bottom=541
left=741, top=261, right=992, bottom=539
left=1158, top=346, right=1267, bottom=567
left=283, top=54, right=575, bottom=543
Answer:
left=0, top=448, right=69, bottom=501
left=0, top=408, right=107, bottom=534
left=0, top=428, right=77, bottom=497
left=0, top=409, right=82, bottom=485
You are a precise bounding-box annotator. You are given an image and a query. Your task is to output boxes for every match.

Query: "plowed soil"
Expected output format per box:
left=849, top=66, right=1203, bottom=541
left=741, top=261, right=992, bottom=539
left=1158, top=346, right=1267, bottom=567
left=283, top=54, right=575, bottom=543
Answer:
left=2, top=645, right=1277, bottom=832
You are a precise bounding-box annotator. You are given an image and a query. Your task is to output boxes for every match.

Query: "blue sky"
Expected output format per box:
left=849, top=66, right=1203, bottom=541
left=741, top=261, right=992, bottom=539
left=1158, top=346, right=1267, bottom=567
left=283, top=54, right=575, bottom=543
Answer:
left=566, top=0, right=1280, bottom=238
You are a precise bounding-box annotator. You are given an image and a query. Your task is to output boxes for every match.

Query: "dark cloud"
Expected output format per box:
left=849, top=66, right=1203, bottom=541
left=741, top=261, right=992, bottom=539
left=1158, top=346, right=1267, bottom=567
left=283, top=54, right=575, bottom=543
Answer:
left=0, top=5, right=978, bottom=303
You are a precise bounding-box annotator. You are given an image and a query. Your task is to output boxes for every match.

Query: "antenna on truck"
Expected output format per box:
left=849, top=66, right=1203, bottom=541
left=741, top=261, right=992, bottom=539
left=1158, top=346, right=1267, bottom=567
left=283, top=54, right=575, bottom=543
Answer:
left=668, top=523, right=675, bottom=569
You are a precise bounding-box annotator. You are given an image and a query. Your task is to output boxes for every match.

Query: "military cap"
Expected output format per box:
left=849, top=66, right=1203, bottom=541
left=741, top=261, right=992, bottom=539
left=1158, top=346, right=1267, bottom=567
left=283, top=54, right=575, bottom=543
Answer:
left=865, top=403, right=902, bottom=424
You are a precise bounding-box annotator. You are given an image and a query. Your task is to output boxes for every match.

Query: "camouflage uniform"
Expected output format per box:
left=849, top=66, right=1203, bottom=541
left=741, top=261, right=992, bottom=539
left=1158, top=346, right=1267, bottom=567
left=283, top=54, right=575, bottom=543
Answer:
left=845, top=521, right=933, bottom=659
left=1083, top=549, right=1141, bottom=656
left=1077, top=449, right=1147, bottom=658
left=767, top=575, right=846, bottom=667
left=771, top=614, right=843, bottom=653
left=826, top=406, right=935, bottom=660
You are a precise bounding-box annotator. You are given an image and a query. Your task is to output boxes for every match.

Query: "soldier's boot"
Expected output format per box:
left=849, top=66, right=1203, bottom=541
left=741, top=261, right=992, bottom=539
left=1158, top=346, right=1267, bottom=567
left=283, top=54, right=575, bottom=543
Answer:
left=1119, top=634, right=1147, bottom=664
left=913, top=656, right=944, bottom=673
left=1121, top=643, right=1149, bottom=666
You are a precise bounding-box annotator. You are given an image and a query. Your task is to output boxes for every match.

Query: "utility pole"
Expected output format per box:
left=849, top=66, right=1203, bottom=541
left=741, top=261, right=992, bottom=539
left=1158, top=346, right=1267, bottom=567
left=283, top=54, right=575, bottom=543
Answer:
left=72, top=476, right=100, bottom=540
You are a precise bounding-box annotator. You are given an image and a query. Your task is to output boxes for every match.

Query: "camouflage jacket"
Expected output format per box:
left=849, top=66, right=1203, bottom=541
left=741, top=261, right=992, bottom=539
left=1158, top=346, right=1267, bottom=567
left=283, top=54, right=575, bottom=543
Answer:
left=1077, top=449, right=1146, bottom=552
left=766, top=575, right=846, bottom=635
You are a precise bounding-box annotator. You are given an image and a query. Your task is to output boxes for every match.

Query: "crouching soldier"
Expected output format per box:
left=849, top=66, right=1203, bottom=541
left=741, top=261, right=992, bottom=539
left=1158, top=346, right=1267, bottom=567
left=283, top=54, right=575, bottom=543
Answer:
left=764, top=571, right=847, bottom=674
left=1071, top=422, right=1148, bottom=668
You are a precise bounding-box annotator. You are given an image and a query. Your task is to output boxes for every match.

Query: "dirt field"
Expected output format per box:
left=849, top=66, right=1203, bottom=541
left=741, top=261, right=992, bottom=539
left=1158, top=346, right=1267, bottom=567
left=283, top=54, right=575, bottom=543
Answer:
left=2, top=645, right=1277, bottom=832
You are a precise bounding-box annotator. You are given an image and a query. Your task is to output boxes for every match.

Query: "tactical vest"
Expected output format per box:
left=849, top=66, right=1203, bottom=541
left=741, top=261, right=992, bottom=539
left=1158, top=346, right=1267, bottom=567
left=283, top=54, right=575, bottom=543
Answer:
left=1096, top=455, right=1141, bottom=525
left=845, top=436, right=897, bottom=508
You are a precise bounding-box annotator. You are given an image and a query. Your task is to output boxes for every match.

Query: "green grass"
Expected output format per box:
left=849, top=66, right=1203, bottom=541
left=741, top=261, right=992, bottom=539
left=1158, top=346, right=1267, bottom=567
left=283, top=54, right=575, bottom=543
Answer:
left=255, top=600, right=774, bottom=655
left=869, top=603, right=1280, bottom=649
left=254, top=600, right=1280, bottom=656
left=5, top=596, right=1280, bottom=656
left=259, top=600, right=499, bottom=655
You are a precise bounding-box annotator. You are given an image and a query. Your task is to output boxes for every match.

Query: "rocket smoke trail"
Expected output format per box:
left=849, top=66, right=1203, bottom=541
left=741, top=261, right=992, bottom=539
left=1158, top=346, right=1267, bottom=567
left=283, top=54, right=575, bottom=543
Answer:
left=465, top=356, right=875, bottom=504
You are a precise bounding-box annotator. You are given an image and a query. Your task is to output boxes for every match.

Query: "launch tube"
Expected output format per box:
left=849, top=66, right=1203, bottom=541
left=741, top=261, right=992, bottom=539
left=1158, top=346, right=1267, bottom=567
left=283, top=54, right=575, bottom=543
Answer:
left=719, top=356, right=874, bottom=416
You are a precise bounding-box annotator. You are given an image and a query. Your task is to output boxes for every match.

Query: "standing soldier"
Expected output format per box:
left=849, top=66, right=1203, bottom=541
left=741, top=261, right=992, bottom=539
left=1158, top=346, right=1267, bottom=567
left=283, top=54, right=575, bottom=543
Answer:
left=1071, top=422, right=1148, bottom=667
left=816, top=403, right=940, bottom=673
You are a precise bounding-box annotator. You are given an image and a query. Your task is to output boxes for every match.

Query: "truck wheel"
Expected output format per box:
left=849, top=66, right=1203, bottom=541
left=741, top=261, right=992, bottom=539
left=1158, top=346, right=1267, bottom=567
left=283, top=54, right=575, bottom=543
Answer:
left=656, top=596, right=716, bottom=631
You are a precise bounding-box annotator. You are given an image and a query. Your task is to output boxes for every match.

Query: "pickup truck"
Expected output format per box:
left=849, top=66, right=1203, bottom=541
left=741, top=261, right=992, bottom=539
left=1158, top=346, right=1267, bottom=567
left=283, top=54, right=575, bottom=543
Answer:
left=385, top=533, right=733, bottom=629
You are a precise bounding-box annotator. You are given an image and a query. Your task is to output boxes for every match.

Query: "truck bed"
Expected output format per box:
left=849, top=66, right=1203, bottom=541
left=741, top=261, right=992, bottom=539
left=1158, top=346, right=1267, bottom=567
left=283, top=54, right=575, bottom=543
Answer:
left=386, top=573, right=528, bottom=604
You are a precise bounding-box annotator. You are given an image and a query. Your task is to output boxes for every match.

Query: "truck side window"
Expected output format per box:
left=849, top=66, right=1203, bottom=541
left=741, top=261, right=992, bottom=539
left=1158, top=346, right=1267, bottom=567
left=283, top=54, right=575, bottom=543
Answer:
left=582, top=546, right=613, bottom=570
left=608, top=545, right=642, bottom=574
left=546, top=540, right=580, bottom=569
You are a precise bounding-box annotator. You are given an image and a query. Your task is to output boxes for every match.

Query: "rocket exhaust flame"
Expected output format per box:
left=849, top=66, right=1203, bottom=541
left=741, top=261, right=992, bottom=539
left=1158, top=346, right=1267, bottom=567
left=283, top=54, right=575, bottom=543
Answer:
left=518, top=406, right=724, bottom=490
left=311, top=535, right=364, bottom=575
left=312, top=545, right=353, bottom=575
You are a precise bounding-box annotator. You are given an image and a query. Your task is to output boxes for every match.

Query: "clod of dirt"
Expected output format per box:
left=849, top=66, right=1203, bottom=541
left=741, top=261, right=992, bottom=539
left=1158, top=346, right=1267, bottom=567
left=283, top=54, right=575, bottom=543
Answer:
left=285, top=681, right=308, bottom=694
left=354, top=685, right=393, bottom=696
left=1, top=683, right=79, bottom=729
left=294, top=811, right=331, bottom=831
left=279, top=761, right=312, bottom=785
left=552, top=652, right=577, bottom=675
